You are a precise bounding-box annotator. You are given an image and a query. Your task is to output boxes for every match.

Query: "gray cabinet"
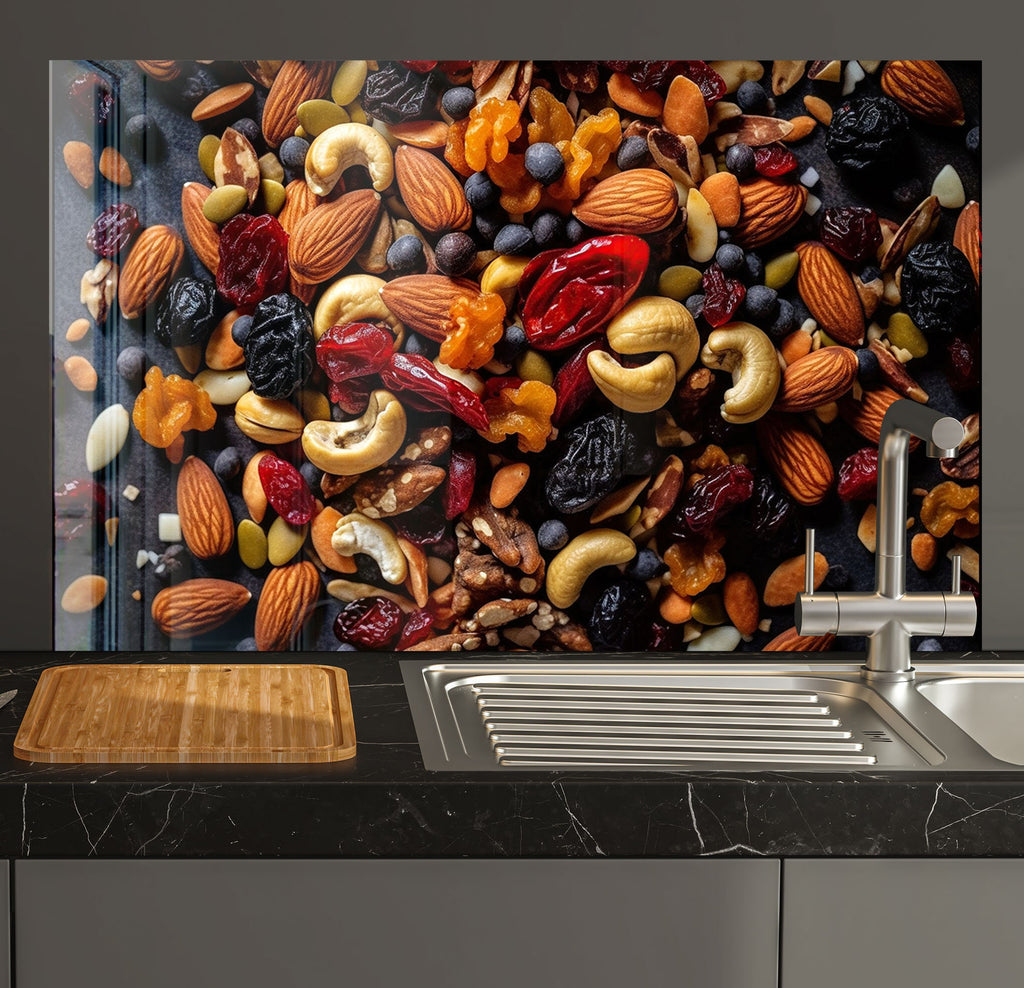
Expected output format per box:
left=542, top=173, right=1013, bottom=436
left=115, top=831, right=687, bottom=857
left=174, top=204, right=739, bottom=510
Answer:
left=782, top=859, right=1024, bottom=988
left=15, top=859, right=779, bottom=988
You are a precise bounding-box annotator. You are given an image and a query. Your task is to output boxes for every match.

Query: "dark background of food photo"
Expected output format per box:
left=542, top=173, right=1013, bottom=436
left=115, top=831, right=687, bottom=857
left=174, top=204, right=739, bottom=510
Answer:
left=0, top=1, right=1014, bottom=654
left=49, top=58, right=980, bottom=653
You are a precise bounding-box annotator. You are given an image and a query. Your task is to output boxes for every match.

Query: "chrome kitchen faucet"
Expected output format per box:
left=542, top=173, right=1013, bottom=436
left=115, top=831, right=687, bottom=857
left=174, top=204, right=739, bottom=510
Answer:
left=795, top=399, right=977, bottom=682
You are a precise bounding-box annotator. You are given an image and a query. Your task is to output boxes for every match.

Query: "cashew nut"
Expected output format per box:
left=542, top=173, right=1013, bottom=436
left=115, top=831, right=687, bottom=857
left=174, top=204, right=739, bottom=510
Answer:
left=314, top=274, right=404, bottom=343
left=305, top=122, right=394, bottom=196
left=330, top=513, right=408, bottom=585
left=586, top=351, right=677, bottom=413
left=545, top=529, right=637, bottom=609
left=606, top=296, right=700, bottom=380
left=700, top=322, right=781, bottom=424
left=301, top=390, right=407, bottom=474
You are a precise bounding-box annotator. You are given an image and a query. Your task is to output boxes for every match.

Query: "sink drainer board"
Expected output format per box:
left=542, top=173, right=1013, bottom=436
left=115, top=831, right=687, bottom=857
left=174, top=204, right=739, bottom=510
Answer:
left=402, top=661, right=947, bottom=772
left=14, top=664, right=357, bottom=763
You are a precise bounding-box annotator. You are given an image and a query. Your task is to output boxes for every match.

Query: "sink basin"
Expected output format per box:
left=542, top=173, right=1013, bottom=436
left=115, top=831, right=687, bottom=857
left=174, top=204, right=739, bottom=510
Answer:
left=916, top=678, right=1024, bottom=765
left=401, top=659, right=1024, bottom=773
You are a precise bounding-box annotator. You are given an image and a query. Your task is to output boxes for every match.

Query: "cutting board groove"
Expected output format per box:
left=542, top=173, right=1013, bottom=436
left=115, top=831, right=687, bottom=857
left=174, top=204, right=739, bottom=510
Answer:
left=13, top=664, right=356, bottom=763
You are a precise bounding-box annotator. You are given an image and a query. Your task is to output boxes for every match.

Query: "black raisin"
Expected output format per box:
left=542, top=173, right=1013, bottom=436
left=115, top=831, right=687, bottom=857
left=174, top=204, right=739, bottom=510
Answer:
left=900, top=241, right=978, bottom=337
left=154, top=277, right=219, bottom=347
left=361, top=62, right=442, bottom=124
left=825, top=96, right=909, bottom=178
left=589, top=581, right=653, bottom=651
left=243, top=292, right=315, bottom=399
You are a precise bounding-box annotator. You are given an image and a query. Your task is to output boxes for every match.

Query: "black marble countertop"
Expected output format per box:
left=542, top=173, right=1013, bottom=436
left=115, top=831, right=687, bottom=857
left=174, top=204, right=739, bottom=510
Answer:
left=1, top=652, right=1023, bottom=859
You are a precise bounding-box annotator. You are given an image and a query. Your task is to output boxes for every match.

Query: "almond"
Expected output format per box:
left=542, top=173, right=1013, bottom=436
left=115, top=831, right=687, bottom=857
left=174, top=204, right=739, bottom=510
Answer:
left=663, top=75, right=708, bottom=142
left=714, top=115, right=794, bottom=151
left=490, top=463, right=530, bottom=509
left=756, top=413, right=835, bottom=506
left=763, top=552, right=828, bottom=608
left=839, top=386, right=919, bottom=448
left=772, top=60, right=806, bottom=95
left=176, top=455, right=234, bottom=559
left=953, top=200, right=980, bottom=285
left=118, top=225, right=185, bottom=320
left=191, top=82, right=255, bottom=122
left=868, top=340, right=928, bottom=403
left=287, top=188, right=381, bottom=285
left=394, top=146, right=472, bottom=233
left=731, top=179, right=807, bottom=249
left=723, top=572, right=759, bottom=636
left=388, top=119, right=451, bottom=149
left=151, top=579, right=251, bottom=638
left=214, top=126, right=261, bottom=206
left=277, top=179, right=320, bottom=235
left=571, top=169, right=678, bottom=235
left=607, top=72, right=664, bottom=117
left=775, top=346, right=858, bottom=412
left=255, top=561, right=321, bottom=651
left=261, top=60, right=337, bottom=148
left=242, top=451, right=272, bottom=523
left=699, top=172, right=741, bottom=228
left=135, top=60, right=180, bottom=82
left=205, top=310, right=245, bottom=370
left=399, top=536, right=430, bottom=608
left=311, top=506, right=357, bottom=573
left=880, top=60, right=964, bottom=126
left=241, top=60, right=284, bottom=89
left=99, top=147, right=132, bottom=187
left=879, top=195, right=940, bottom=274
left=181, top=183, right=221, bottom=275
left=795, top=241, right=865, bottom=346
left=63, top=140, right=94, bottom=188
left=763, top=627, right=836, bottom=652
left=379, top=274, right=480, bottom=341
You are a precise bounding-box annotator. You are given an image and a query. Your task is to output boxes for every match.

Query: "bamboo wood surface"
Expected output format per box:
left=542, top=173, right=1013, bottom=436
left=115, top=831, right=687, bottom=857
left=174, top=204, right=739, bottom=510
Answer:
left=13, top=664, right=357, bottom=763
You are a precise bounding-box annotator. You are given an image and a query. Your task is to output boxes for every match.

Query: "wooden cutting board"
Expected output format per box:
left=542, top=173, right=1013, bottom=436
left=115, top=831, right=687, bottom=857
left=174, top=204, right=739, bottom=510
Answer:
left=13, top=664, right=357, bottom=763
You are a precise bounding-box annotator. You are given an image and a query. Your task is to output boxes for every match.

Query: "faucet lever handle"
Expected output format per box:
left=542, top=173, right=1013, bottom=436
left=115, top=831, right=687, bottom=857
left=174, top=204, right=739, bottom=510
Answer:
left=804, top=529, right=816, bottom=595
left=951, top=553, right=962, bottom=594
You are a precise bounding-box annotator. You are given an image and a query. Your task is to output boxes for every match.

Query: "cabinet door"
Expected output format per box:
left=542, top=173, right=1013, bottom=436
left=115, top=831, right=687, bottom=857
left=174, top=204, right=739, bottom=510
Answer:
left=783, top=860, right=1024, bottom=988
left=16, top=859, right=779, bottom=988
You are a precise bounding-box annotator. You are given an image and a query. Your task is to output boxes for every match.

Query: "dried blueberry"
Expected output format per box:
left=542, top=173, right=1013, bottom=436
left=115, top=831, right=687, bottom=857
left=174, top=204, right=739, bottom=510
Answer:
left=493, top=223, right=534, bottom=256
left=736, top=80, right=768, bottom=114
left=766, top=299, right=795, bottom=341
left=362, top=61, right=442, bottom=124
left=616, top=135, right=650, bottom=171
left=915, top=638, right=944, bottom=653
left=116, top=346, right=147, bottom=386
left=493, top=323, right=528, bottom=364
left=434, top=232, right=477, bottom=276
left=564, top=217, right=588, bottom=245
left=900, top=241, right=978, bottom=337
left=715, top=243, right=745, bottom=276
left=236, top=637, right=259, bottom=651
left=742, top=284, right=779, bottom=323
left=742, top=252, right=764, bottom=285
left=725, top=143, right=756, bottom=179
left=474, top=207, right=504, bottom=244
left=825, top=96, right=909, bottom=178
left=822, top=564, right=850, bottom=591
left=891, top=177, right=925, bottom=208
left=386, top=234, right=427, bottom=275
left=965, top=126, right=980, bottom=154
left=524, top=142, right=565, bottom=185
left=279, top=136, right=310, bottom=171
left=441, top=86, right=476, bottom=119
left=230, top=313, right=253, bottom=347
left=175, top=66, right=219, bottom=108
left=855, top=346, right=881, bottom=386
left=231, top=117, right=261, bottom=149
left=537, top=519, right=570, bottom=551
left=155, top=276, right=219, bottom=347
left=531, top=210, right=564, bottom=250
left=300, top=461, right=323, bottom=498
left=214, top=447, right=243, bottom=482
left=123, top=114, right=162, bottom=161
left=465, top=171, right=500, bottom=210
left=589, top=580, right=652, bottom=651
left=243, top=292, right=315, bottom=399
left=684, top=293, right=706, bottom=322
left=625, top=548, right=664, bottom=581
left=403, top=332, right=433, bottom=357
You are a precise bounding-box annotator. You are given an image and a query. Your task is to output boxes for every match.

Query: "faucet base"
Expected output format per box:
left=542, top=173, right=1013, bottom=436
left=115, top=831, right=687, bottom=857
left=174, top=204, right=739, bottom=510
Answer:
left=860, top=665, right=916, bottom=684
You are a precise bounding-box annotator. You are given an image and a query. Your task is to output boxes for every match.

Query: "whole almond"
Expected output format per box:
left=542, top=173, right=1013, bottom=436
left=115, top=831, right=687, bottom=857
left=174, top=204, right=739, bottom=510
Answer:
left=135, top=60, right=180, bottom=82
left=756, top=413, right=835, bottom=506
left=795, top=241, right=865, bottom=346
left=723, top=572, right=759, bottom=636
left=191, top=82, right=255, bottom=122
left=177, top=455, right=234, bottom=559
left=64, top=355, right=98, bottom=392
left=663, top=75, right=709, bottom=142
left=731, top=179, right=807, bottom=248
left=953, top=200, right=980, bottom=285
left=151, top=579, right=252, bottom=638
left=881, top=60, right=964, bottom=126
left=838, top=386, right=918, bottom=448
left=763, top=552, right=828, bottom=607
left=205, top=310, right=245, bottom=370
left=181, top=183, right=221, bottom=275
left=394, top=146, right=472, bottom=233
left=288, top=188, right=381, bottom=285
left=61, top=574, right=107, bottom=613
left=571, top=169, right=678, bottom=234
left=262, top=60, right=337, bottom=147
left=242, top=450, right=272, bottom=523
left=277, top=179, right=320, bottom=235
left=379, top=274, right=480, bottom=341
left=63, top=141, right=94, bottom=188
left=99, top=147, right=132, bottom=187
left=490, top=463, right=530, bottom=509
left=311, top=506, right=358, bottom=573
left=255, top=561, right=321, bottom=651
left=214, top=126, right=261, bottom=206
left=764, top=627, right=836, bottom=652
left=388, top=119, right=451, bottom=148
left=775, top=346, right=858, bottom=412
left=715, top=115, right=794, bottom=151
left=118, top=225, right=185, bottom=319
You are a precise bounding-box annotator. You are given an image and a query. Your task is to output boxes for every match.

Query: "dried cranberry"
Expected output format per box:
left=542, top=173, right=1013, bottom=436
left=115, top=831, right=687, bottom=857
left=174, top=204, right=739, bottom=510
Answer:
left=753, top=144, right=798, bottom=178
left=481, top=375, right=524, bottom=403
left=396, top=608, right=435, bottom=650
left=837, top=447, right=878, bottom=501
left=551, top=339, right=605, bottom=427
left=603, top=60, right=680, bottom=91
left=67, top=71, right=117, bottom=127
left=328, top=377, right=372, bottom=414
left=674, top=61, right=727, bottom=106
left=394, top=506, right=448, bottom=547
left=54, top=478, right=107, bottom=541
left=819, top=207, right=883, bottom=264
left=216, top=214, right=289, bottom=313
left=333, top=597, right=403, bottom=648
left=86, top=203, right=140, bottom=257
left=946, top=333, right=980, bottom=391
left=443, top=446, right=477, bottom=520
left=702, top=263, right=746, bottom=327
left=258, top=453, right=314, bottom=525
left=316, top=323, right=393, bottom=382
left=398, top=61, right=438, bottom=73
left=682, top=464, right=755, bottom=534
left=644, top=619, right=683, bottom=652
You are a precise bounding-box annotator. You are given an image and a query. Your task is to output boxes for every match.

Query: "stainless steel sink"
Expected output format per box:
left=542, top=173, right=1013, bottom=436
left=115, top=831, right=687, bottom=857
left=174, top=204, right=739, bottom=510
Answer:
left=401, top=658, right=1024, bottom=773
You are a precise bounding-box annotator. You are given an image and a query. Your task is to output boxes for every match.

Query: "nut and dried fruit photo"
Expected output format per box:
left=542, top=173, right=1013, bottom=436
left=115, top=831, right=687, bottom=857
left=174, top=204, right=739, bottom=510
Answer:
left=51, top=60, right=981, bottom=654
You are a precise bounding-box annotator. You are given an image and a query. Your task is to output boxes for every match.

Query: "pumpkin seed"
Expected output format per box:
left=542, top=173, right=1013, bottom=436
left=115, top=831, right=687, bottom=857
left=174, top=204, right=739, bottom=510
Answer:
left=202, top=185, right=249, bottom=224
left=198, top=134, right=220, bottom=181
left=238, top=518, right=268, bottom=569
left=260, top=179, right=287, bottom=216
left=267, top=516, right=308, bottom=566
left=297, top=99, right=349, bottom=137
left=657, top=265, right=702, bottom=301
left=331, top=61, right=368, bottom=107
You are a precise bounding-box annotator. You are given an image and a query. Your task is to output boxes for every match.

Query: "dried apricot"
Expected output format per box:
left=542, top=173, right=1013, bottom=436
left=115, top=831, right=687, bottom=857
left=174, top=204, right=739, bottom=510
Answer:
left=549, top=108, right=621, bottom=201
left=132, top=365, right=216, bottom=449
left=464, top=97, right=522, bottom=172
left=527, top=88, right=575, bottom=146
left=481, top=380, right=556, bottom=453
left=443, top=117, right=473, bottom=177
left=486, top=153, right=542, bottom=214
left=440, top=292, right=507, bottom=370
left=665, top=532, right=727, bottom=597
left=920, top=481, right=980, bottom=538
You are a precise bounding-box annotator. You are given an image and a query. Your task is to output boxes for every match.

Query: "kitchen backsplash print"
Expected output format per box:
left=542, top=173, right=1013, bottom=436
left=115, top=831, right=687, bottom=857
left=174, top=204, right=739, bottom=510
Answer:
left=52, top=60, right=981, bottom=652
